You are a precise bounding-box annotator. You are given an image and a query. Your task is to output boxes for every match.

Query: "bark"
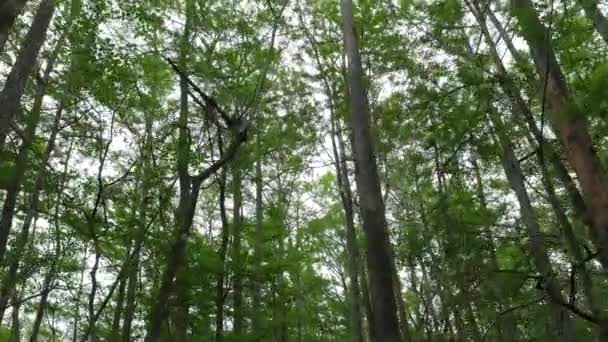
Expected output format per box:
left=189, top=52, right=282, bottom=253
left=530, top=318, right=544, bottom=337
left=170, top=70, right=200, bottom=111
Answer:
left=0, top=0, right=28, bottom=53
left=512, top=0, right=608, bottom=272
left=231, top=160, right=244, bottom=335
left=490, top=110, right=576, bottom=341
left=578, top=0, right=608, bottom=44
left=339, top=0, right=403, bottom=340
left=0, top=0, right=56, bottom=151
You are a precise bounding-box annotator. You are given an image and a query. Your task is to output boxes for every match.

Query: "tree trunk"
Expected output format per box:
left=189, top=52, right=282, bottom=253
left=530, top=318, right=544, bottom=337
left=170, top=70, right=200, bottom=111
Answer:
left=512, top=0, right=608, bottom=271
left=252, top=131, right=264, bottom=334
left=87, top=250, right=101, bottom=342
left=329, top=79, right=364, bottom=342
left=0, top=39, right=62, bottom=313
left=73, top=246, right=88, bottom=342
left=0, top=0, right=28, bottom=53
left=122, top=113, right=153, bottom=342
left=339, top=0, right=403, bottom=340
left=145, top=9, right=197, bottom=340
left=215, top=156, right=229, bottom=342
left=470, top=153, right=516, bottom=341
left=110, top=277, right=126, bottom=341
left=173, top=266, right=189, bottom=342
left=490, top=110, right=576, bottom=341
left=8, top=289, right=20, bottom=342
left=232, top=159, right=244, bottom=336
left=0, top=0, right=56, bottom=151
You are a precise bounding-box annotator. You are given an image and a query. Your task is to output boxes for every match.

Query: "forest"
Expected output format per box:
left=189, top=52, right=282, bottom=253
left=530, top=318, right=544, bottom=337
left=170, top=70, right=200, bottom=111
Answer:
left=0, top=0, right=608, bottom=341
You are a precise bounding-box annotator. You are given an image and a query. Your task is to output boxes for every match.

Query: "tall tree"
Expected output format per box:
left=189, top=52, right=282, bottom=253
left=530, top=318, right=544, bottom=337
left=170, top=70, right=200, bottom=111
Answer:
left=339, top=0, right=404, bottom=341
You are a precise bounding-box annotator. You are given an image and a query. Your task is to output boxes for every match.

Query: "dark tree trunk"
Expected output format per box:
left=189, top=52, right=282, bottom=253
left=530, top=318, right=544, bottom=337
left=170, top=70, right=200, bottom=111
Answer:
left=339, top=0, right=404, bottom=340
left=0, top=0, right=56, bottom=151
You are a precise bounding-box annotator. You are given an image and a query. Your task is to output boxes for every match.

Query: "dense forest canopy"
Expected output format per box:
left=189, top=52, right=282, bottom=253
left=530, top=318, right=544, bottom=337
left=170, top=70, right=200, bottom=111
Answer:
left=1, top=0, right=608, bottom=341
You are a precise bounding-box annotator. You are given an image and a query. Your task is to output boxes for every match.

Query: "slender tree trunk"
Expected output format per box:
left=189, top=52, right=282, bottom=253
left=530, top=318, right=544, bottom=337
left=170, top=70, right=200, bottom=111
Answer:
left=232, top=159, right=244, bottom=335
left=110, top=277, right=127, bottom=341
left=0, top=0, right=56, bottom=151
left=122, top=114, right=153, bottom=342
left=0, top=0, right=28, bottom=53
left=339, top=0, right=403, bottom=340
left=252, top=131, right=264, bottom=334
left=73, top=246, right=88, bottom=342
left=8, top=289, right=20, bottom=342
left=87, top=250, right=101, bottom=342
left=470, top=153, right=515, bottom=341
left=512, top=0, right=608, bottom=271
left=30, top=266, right=55, bottom=342
left=490, top=110, right=575, bottom=341
left=215, top=158, right=229, bottom=342
left=28, top=111, right=67, bottom=342
left=578, top=0, right=608, bottom=44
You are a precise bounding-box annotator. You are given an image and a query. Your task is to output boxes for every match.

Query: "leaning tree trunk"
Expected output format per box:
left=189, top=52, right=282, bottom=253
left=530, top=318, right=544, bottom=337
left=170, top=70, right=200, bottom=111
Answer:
left=0, top=0, right=56, bottom=152
left=512, top=0, right=608, bottom=272
left=490, top=109, right=576, bottom=342
left=339, top=0, right=404, bottom=340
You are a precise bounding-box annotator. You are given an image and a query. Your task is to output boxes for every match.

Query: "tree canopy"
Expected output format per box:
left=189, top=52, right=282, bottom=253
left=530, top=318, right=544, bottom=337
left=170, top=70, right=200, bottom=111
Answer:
left=1, top=0, right=608, bottom=341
